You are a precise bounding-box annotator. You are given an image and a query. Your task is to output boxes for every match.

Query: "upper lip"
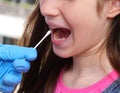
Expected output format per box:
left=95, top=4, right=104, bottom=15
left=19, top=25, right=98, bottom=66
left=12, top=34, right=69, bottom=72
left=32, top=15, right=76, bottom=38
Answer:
left=46, top=21, right=70, bottom=30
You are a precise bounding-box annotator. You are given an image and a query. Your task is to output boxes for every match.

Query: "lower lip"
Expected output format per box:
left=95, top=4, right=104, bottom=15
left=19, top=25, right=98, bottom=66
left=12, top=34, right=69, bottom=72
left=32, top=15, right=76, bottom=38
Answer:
left=51, top=36, right=65, bottom=46
left=51, top=33, right=69, bottom=46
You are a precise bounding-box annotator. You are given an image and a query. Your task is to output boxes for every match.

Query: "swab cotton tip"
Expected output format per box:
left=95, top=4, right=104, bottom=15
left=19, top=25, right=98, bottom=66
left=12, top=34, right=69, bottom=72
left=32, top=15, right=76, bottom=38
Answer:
left=34, top=30, right=51, bottom=49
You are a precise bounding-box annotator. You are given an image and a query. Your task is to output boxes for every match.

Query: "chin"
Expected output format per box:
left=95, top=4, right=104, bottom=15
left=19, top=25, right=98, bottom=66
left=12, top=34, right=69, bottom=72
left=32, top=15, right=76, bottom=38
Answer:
left=53, top=49, right=72, bottom=58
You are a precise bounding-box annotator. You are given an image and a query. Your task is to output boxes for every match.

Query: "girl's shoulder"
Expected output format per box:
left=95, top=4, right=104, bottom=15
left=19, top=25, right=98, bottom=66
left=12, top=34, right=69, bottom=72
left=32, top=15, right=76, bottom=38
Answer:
left=103, top=78, right=120, bottom=93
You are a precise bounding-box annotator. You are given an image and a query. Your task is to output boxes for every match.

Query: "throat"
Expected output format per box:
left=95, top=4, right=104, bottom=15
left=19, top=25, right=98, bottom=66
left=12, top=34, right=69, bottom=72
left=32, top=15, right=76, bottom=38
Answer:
left=52, top=28, right=71, bottom=40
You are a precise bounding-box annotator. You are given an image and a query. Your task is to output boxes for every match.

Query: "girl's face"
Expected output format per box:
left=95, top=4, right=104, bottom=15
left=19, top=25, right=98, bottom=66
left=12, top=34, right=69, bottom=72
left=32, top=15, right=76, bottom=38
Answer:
left=40, top=0, right=109, bottom=58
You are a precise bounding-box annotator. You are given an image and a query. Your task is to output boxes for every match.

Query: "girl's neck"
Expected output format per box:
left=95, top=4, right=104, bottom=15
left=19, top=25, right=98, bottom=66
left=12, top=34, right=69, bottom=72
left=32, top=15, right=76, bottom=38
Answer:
left=72, top=48, right=113, bottom=77
left=62, top=48, right=113, bottom=89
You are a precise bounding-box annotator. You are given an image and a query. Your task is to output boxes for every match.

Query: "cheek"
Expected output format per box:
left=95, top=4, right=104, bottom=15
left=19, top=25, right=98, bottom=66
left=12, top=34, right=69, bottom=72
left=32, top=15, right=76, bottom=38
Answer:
left=63, top=0, right=101, bottom=30
left=64, top=10, right=102, bottom=46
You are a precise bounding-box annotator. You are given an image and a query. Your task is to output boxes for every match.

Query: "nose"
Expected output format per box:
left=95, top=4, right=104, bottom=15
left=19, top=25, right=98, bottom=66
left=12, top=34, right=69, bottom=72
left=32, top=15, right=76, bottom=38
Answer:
left=40, top=0, right=60, bottom=17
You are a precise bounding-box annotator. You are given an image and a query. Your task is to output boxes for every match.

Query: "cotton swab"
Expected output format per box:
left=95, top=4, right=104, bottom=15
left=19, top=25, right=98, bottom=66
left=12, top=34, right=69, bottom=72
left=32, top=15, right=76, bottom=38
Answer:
left=33, top=30, right=51, bottom=49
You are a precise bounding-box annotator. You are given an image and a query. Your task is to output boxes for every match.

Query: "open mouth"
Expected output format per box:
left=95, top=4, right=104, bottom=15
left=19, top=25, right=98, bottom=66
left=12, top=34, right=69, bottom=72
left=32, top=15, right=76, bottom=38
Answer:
left=52, top=28, right=71, bottom=40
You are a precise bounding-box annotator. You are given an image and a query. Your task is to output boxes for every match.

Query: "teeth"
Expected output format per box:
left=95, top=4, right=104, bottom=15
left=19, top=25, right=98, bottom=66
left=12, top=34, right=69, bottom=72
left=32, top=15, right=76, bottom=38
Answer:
left=54, top=36, right=66, bottom=40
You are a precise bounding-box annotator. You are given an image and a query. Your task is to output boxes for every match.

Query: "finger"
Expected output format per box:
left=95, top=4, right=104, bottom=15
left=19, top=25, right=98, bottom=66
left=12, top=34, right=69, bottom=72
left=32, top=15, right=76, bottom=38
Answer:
left=3, top=71, right=22, bottom=86
left=0, top=61, right=12, bottom=78
left=13, top=59, right=30, bottom=73
left=0, top=83, right=14, bottom=93
left=0, top=44, right=37, bottom=61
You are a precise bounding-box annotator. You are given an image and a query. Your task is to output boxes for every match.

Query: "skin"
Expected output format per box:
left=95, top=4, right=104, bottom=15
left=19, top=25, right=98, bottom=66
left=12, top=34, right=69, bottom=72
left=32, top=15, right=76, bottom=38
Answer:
left=40, top=0, right=113, bottom=89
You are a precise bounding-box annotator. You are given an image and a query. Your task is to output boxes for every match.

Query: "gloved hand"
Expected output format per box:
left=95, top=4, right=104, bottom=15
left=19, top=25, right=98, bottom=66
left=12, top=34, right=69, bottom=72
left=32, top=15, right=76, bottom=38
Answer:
left=0, top=44, right=37, bottom=93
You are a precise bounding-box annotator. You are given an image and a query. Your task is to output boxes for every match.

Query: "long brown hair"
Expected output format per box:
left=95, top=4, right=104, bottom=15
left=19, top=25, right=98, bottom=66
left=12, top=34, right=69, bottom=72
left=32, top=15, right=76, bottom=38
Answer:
left=16, top=0, right=120, bottom=93
left=17, top=1, right=72, bottom=93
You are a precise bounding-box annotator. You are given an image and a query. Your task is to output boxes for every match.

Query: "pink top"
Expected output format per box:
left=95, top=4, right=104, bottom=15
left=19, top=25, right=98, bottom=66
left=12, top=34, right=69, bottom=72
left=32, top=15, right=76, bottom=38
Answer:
left=54, top=70, right=120, bottom=93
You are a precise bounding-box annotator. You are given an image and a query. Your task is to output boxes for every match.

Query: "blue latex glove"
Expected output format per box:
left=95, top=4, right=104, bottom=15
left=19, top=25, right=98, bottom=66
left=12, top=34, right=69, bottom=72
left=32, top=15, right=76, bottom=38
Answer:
left=0, top=44, right=37, bottom=93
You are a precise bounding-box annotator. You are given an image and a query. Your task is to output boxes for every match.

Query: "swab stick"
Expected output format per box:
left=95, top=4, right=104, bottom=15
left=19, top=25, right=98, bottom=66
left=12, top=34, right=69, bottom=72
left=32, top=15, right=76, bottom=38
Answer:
left=34, top=30, right=51, bottom=49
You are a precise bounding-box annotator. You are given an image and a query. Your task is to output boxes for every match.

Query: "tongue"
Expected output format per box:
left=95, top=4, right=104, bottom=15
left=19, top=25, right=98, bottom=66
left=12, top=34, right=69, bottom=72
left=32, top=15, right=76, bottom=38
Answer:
left=53, top=28, right=71, bottom=40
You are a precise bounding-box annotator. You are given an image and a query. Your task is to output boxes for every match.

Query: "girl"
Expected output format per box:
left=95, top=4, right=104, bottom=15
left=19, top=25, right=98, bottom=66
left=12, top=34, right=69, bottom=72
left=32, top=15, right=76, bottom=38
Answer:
left=16, top=0, right=120, bottom=93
